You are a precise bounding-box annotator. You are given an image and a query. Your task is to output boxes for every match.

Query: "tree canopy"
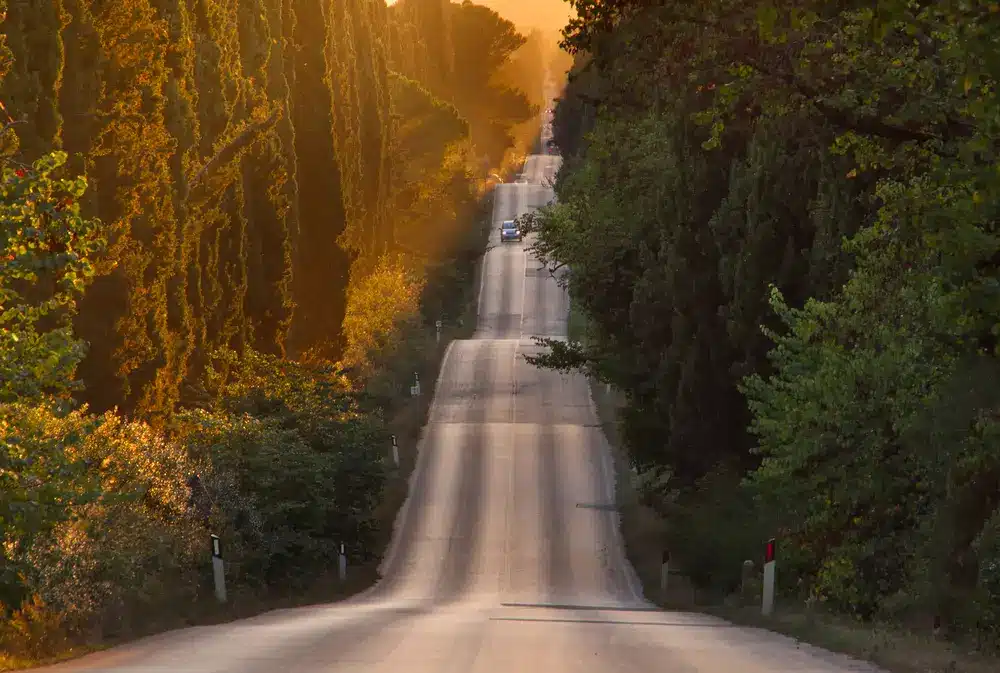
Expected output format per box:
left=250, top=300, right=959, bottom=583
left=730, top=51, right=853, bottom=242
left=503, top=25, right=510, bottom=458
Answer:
left=532, top=0, right=1000, bottom=646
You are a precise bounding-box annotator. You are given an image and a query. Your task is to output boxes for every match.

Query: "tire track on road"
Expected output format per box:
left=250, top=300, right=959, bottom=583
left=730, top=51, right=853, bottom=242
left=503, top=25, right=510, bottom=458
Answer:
left=540, top=423, right=574, bottom=602
left=368, top=418, right=447, bottom=599
left=432, top=340, right=490, bottom=605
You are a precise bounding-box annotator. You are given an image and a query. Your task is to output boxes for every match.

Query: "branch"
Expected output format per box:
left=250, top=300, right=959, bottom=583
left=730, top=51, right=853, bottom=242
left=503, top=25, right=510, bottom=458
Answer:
left=608, top=7, right=972, bottom=145
left=522, top=336, right=589, bottom=372
left=742, top=53, right=942, bottom=144
left=185, top=107, right=281, bottom=199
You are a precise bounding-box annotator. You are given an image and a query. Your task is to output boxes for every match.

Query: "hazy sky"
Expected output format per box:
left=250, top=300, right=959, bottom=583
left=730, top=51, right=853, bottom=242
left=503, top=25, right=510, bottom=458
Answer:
left=384, top=0, right=575, bottom=34
left=469, top=0, right=574, bottom=33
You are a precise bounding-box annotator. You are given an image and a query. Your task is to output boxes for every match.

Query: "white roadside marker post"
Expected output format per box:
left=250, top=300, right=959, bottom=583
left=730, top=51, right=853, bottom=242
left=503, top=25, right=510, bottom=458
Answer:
left=338, top=543, right=347, bottom=582
left=660, top=549, right=670, bottom=595
left=414, top=372, right=421, bottom=396
left=762, top=538, right=776, bottom=616
left=741, top=559, right=755, bottom=604
left=435, top=319, right=442, bottom=344
left=391, top=434, right=399, bottom=467
left=211, top=534, right=227, bottom=603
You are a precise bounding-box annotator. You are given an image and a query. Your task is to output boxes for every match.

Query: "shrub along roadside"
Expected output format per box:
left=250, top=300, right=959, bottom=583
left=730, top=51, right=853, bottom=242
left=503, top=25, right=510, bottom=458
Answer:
left=0, top=154, right=494, bottom=669
left=575, top=309, right=1000, bottom=673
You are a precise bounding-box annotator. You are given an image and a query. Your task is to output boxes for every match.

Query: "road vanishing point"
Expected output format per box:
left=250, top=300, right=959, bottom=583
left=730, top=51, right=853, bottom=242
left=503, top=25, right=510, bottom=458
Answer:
left=37, top=95, right=882, bottom=673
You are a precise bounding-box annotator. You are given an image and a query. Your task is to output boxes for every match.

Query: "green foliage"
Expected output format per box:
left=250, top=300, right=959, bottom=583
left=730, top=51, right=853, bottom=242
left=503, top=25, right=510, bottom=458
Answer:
left=181, top=348, right=390, bottom=579
left=544, top=0, right=1000, bottom=648
left=0, top=0, right=541, bottom=660
left=0, top=151, right=105, bottom=404
left=0, top=404, right=101, bottom=613
left=664, top=467, right=771, bottom=599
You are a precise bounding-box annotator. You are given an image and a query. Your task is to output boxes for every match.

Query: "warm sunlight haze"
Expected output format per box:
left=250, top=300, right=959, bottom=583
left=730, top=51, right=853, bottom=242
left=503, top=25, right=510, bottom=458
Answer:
left=3, top=2, right=1000, bottom=673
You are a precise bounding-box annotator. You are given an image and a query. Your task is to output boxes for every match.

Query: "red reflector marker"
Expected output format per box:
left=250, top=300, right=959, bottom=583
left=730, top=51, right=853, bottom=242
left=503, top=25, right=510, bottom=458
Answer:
left=765, top=538, right=776, bottom=563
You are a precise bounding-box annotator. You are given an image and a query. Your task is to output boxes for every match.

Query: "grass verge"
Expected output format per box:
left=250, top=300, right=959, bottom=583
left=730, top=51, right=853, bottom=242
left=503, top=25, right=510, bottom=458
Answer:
left=579, top=306, right=1000, bottom=673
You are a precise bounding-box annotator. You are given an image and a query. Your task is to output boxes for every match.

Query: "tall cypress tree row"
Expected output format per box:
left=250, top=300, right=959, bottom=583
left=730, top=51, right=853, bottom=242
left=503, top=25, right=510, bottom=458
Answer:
left=153, top=0, right=199, bottom=411
left=74, top=0, right=184, bottom=417
left=411, top=0, right=453, bottom=99
left=58, top=0, right=123, bottom=408
left=238, top=0, right=295, bottom=357
left=390, top=0, right=453, bottom=100
left=2, top=1, right=64, bottom=157
left=0, top=0, right=538, bottom=418
left=327, top=0, right=393, bottom=262
left=191, top=0, right=264, bottom=374
left=283, top=0, right=349, bottom=359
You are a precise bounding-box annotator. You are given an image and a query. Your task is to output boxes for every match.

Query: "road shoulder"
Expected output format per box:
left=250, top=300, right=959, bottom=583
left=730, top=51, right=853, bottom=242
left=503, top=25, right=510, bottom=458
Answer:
left=585, top=355, right=1000, bottom=673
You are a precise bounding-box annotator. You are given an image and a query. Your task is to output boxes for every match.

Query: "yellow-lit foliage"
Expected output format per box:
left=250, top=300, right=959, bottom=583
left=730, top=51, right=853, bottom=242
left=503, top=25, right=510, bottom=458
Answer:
left=1, top=402, right=201, bottom=644
left=0, top=0, right=544, bottom=657
left=0, top=0, right=540, bottom=417
left=79, top=0, right=181, bottom=416
left=341, top=253, right=423, bottom=375
left=28, top=410, right=203, bottom=635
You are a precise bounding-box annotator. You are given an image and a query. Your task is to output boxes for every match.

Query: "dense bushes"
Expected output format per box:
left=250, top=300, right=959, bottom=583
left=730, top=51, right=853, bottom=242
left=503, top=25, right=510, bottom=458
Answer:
left=531, top=0, right=1000, bottom=649
left=1, top=0, right=539, bottom=662
left=1, top=347, right=394, bottom=657
left=0, top=149, right=485, bottom=662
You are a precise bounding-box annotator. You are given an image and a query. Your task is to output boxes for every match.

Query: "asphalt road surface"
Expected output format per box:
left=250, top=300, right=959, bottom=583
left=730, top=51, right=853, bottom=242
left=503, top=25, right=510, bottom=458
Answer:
left=37, top=109, right=883, bottom=673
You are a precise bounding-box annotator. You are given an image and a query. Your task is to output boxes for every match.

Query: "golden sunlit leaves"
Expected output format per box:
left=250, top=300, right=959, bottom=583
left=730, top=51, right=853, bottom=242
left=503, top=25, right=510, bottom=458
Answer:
left=341, top=253, right=424, bottom=373
left=1, top=0, right=521, bottom=658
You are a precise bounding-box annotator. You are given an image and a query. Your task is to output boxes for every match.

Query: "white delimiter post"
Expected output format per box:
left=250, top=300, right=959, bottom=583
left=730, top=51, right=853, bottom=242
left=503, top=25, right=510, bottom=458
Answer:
left=211, top=534, right=227, bottom=603
left=660, top=549, right=670, bottom=594
left=762, top=538, right=776, bottom=616
left=338, top=543, right=347, bottom=582
left=391, top=434, right=399, bottom=467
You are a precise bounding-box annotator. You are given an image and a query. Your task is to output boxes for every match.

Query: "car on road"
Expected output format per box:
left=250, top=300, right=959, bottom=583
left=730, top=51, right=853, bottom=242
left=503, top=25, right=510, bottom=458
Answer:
left=500, top=219, right=522, bottom=242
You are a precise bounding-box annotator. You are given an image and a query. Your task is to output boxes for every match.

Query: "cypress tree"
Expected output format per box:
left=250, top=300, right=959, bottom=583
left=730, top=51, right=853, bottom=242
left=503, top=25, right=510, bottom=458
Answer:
left=284, top=0, right=350, bottom=359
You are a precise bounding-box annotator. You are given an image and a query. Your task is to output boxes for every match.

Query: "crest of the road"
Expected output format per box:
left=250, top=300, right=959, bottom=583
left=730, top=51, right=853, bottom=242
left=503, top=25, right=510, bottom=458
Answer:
left=37, top=86, right=884, bottom=673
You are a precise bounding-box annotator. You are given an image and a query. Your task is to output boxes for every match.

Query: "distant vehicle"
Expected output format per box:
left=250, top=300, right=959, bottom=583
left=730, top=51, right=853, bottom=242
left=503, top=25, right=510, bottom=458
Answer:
left=500, top=219, right=522, bottom=242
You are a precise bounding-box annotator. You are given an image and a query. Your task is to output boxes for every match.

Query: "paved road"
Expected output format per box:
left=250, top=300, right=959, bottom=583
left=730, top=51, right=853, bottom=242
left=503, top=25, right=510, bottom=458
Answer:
left=38, top=109, right=882, bottom=673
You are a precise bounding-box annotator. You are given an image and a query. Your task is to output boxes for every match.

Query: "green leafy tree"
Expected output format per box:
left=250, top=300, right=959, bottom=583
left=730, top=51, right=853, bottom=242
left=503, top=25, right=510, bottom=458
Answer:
left=0, top=404, right=100, bottom=614
left=1, top=151, right=105, bottom=404
left=0, top=147, right=106, bottom=620
left=542, top=0, right=1000, bottom=645
left=177, top=348, right=390, bottom=587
